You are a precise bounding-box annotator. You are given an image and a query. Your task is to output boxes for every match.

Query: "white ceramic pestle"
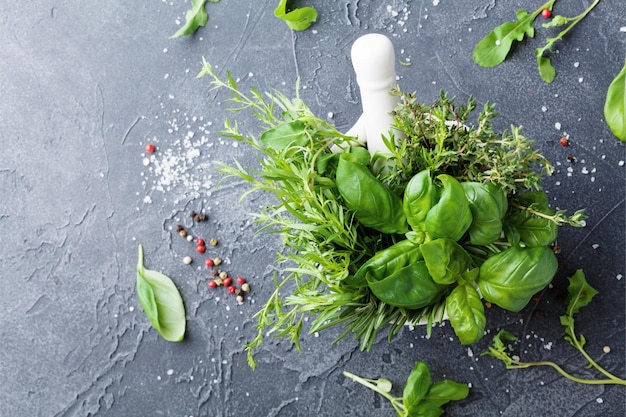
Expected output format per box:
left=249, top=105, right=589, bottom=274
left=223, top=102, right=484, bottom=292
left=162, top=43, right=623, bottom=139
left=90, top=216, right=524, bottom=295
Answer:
left=341, top=33, right=403, bottom=156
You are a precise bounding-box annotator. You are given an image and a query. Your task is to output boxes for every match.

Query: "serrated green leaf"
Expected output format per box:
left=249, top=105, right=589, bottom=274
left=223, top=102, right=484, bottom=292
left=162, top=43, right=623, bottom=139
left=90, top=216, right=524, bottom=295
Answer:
left=604, top=61, right=626, bottom=141
left=274, top=0, right=317, bottom=31
left=170, top=0, right=211, bottom=39
left=403, top=362, right=431, bottom=411
left=564, top=269, right=598, bottom=317
left=136, top=245, right=186, bottom=342
left=473, top=9, right=536, bottom=68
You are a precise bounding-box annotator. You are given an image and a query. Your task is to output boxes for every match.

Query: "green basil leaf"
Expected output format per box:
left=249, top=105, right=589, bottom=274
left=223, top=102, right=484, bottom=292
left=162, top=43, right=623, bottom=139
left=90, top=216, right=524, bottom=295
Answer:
left=403, top=169, right=436, bottom=230
left=604, top=61, right=626, bottom=141
left=564, top=269, right=598, bottom=317
left=403, top=362, right=431, bottom=411
left=406, top=400, right=444, bottom=417
left=505, top=192, right=558, bottom=247
left=260, top=120, right=308, bottom=149
left=446, top=285, right=486, bottom=345
left=423, top=380, right=470, bottom=407
left=353, top=240, right=423, bottom=287
left=421, top=238, right=472, bottom=285
left=274, top=0, right=317, bottom=31
left=461, top=182, right=507, bottom=245
left=477, top=246, right=557, bottom=312
left=425, top=175, right=472, bottom=241
left=136, top=245, right=186, bottom=342
left=472, top=9, right=536, bottom=68
left=367, top=261, right=445, bottom=309
left=336, top=154, right=408, bottom=234
left=170, top=0, right=210, bottom=39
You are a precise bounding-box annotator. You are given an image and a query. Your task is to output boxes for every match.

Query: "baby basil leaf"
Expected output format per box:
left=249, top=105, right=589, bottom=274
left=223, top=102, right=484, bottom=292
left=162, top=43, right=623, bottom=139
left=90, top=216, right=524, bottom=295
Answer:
left=424, top=175, right=472, bottom=242
left=136, top=245, right=186, bottom=342
left=353, top=240, right=423, bottom=287
left=336, top=154, right=408, bottom=234
left=477, top=246, right=557, bottom=312
left=170, top=0, right=215, bottom=39
left=445, top=284, right=486, bottom=345
left=505, top=192, right=558, bottom=247
left=367, top=261, right=445, bottom=310
left=406, top=400, right=444, bottom=417
left=604, top=61, right=626, bottom=141
left=423, top=380, right=470, bottom=407
left=403, top=169, right=436, bottom=230
left=472, top=9, right=537, bottom=68
left=421, top=238, right=472, bottom=285
left=260, top=120, right=309, bottom=149
left=274, top=0, right=317, bottom=31
left=403, top=362, right=431, bottom=412
left=461, top=182, right=507, bottom=246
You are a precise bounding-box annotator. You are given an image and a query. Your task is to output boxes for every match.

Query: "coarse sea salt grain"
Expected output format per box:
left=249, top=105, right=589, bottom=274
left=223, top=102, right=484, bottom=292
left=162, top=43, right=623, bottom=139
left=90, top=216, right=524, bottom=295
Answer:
left=555, top=122, right=562, bottom=130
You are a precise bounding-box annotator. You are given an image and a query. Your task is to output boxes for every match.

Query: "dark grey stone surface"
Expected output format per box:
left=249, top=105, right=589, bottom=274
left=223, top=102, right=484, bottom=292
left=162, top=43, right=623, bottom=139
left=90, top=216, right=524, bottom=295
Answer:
left=1, top=1, right=624, bottom=416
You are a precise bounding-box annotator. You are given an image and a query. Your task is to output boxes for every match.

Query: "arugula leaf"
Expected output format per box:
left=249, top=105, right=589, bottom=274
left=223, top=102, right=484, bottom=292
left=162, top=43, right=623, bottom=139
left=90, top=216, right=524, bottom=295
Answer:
left=170, top=0, right=218, bottom=39
left=136, top=245, right=186, bottom=342
left=472, top=8, right=540, bottom=68
left=564, top=269, right=598, bottom=317
left=274, top=0, right=317, bottom=31
left=536, top=54, right=556, bottom=83
left=604, top=61, right=626, bottom=141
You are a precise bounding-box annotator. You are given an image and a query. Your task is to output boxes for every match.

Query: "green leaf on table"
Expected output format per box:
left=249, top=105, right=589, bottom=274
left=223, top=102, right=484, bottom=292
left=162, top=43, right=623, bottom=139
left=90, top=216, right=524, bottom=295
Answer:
left=170, top=0, right=216, bottom=39
left=473, top=9, right=537, bottom=68
left=274, top=0, right=317, bottom=31
left=423, top=380, right=470, bottom=407
left=403, top=362, right=431, bottom=412
left=564, top=269, right=598, bottom=317
left=136, top=245, right=186, bottom=342
left=604, top=61, right=626, bottom=141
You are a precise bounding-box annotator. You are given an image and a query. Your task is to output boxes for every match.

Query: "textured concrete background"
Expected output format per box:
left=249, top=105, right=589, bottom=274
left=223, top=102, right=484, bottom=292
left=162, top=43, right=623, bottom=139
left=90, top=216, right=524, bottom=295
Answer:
left=1, top=1, right=624, bottom=416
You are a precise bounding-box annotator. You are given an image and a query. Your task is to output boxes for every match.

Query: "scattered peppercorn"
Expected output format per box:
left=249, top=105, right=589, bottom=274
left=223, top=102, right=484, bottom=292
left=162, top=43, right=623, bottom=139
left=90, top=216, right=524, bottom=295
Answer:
left=186, top=235, right=194, bottom=242
left=175, top=224, right=184, bottom=233
left=196, top=245, right=206, bottom=254
left=196, top=238, right=205, bottom=247
left=209, top=238, right=218, bottom=246
left=182, top=256, right=192, bottom=265
left=236, top=295, right=244, bottom=303
left=189, top=210, right=197, bottom=218
left=211, top=268, right=220, bottom=277
left=541, top=8, right=551, bottom=18
left=197, top=213, right=208, bottom=222
left=559, top=137, right=569, bottom=147
left=223, top=277, right=233, bottom=287
left=193, top=214, right=201, bottom=222
left=237, top=277, right=246, bottom=285
left=566, top=154, right=576, bottom=163
left=213, top=257, right=222, bottom=266
left=603, top=346, right=611, bottom=354
left=227, top=286, right=236, bottom=294
left=219, top=271, right=228, bottom=280
left=208, top=280, right=217, bottom=289
left=205, top=258, right=214, bottom=267
left=241, top=283, right=250, bottom=292
left=145, top=143, right=156, bottom=153
left=179, top=230, right=187, bottom=238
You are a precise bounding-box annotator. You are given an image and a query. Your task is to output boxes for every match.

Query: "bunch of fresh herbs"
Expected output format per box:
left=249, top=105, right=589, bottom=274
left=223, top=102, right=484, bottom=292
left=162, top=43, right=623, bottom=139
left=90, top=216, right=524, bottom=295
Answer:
left=197, top=59, right=585, bottom=368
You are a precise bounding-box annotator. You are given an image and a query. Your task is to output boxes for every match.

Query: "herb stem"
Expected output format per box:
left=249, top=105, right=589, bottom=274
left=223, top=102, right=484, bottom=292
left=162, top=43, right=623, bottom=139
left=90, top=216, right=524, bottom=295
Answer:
left=507, top=359, right=625, bottom=385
